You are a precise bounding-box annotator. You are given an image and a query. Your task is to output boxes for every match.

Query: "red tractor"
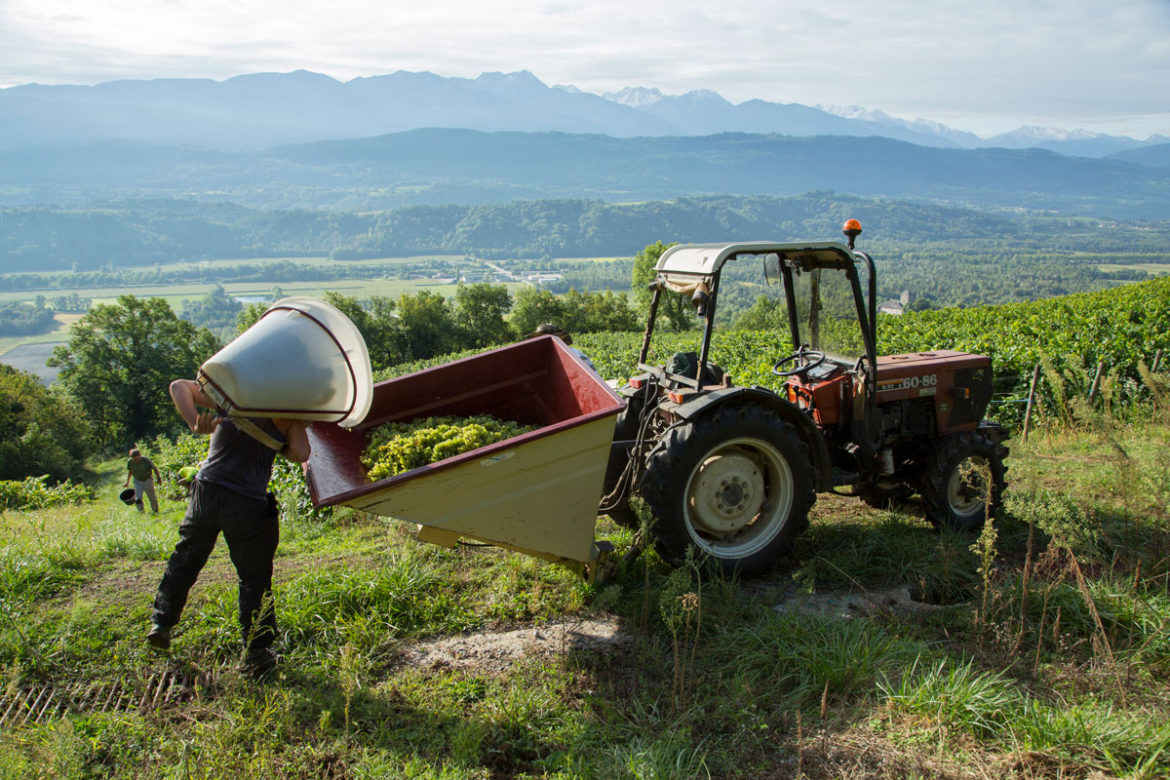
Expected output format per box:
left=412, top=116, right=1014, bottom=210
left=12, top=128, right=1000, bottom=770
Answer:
left=603, top=220, right=1009, bottom=575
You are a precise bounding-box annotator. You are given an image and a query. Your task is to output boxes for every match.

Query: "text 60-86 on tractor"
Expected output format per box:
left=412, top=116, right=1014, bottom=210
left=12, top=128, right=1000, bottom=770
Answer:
left=601, top=220, right=1010, bottom=575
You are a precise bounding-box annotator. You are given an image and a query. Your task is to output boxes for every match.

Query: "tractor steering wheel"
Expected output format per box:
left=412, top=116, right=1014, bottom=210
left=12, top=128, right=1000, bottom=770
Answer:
left=771, top=348, right=828, bottom=378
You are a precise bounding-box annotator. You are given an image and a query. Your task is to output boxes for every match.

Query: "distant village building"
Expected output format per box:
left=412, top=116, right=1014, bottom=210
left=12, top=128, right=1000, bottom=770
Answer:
left=878, top=290, right=911, bottom=316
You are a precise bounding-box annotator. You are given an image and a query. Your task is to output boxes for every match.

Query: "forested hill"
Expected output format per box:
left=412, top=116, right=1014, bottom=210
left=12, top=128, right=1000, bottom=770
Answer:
left=3, top=193, right=1167, bottom=275
left=3, top=130, right=1170, bottom=217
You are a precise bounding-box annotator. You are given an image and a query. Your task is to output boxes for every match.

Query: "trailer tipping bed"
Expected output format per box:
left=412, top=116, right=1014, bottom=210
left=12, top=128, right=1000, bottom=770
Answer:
left=304, top=336, right=624, bottom=565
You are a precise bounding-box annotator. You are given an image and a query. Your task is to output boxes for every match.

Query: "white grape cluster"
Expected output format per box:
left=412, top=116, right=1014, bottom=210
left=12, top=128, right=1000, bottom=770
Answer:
left=361, top=415, right=536, bottom=481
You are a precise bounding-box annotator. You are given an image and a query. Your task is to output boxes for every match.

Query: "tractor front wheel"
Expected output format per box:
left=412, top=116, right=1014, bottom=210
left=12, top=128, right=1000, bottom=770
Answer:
left=640, top=405, right=815, bottom=575
left=920, top=432, right=1006, bottom=532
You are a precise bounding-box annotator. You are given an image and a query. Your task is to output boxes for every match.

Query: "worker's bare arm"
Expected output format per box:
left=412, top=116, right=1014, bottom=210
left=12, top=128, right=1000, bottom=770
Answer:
left=170, top=379, right=219, bottom=434
left=275, top=419, right=311, bottom=463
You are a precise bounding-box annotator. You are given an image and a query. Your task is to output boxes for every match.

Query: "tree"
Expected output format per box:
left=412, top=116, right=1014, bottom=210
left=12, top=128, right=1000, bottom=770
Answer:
left=455, top=282, right=514, bottom=347
left=0, top=364, right=91, bottom=482
left=732, top=295, right=787, bottom=331
left=49, top=296, right=221, bottom=448
left=909, top=295, right=937, bottom=312
left=631, top=241, right=690, bottom=331
left=0, top=301, right=55, bottom=337
left=510, top=287, right=567, bottom=337
left=512, top=286, right=639, bottom=338
left=397, top=290, right=462, bottom=361
left=180, top=284, right=243, bottom=336
left=236, top=302, right=268, bottom=334
left=563, top=288, right=639, bottom=333
left=323, top=292, right=405, bottom=370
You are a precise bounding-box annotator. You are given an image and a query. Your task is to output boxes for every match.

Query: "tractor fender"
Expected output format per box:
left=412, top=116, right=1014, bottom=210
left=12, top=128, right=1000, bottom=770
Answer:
left=667, top=387, right=833, bottom=492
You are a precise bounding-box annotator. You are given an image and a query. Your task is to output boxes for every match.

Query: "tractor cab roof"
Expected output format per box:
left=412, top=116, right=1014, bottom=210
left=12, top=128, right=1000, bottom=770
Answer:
left=655, top=241, right=858, bottom=282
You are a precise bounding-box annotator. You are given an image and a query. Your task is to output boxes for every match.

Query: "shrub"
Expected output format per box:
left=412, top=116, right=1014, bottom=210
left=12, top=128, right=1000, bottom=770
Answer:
left=0, top=475, right=95, bottom=511
left=145, top=432, right=209, bottom=500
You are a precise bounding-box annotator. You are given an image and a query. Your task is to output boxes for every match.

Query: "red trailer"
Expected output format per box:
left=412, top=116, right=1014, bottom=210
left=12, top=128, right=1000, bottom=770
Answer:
left=304, top=335, right=624, bottom=568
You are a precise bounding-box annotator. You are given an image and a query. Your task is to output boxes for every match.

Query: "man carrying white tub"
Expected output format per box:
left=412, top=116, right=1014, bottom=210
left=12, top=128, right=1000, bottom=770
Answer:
left=146, top=377, right=310, bottom=677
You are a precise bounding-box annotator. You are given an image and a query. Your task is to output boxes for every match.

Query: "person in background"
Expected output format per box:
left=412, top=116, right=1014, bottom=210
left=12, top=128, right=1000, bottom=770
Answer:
left=146, top=378, right=310, bottom=677
left=528, top=323, right=599, bottom=374
left=123, top=448, right=161, bottom=514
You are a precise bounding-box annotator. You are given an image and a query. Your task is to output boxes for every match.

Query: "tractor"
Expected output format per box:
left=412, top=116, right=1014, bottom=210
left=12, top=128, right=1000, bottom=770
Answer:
left=601, top=220, right=1009, bottom=575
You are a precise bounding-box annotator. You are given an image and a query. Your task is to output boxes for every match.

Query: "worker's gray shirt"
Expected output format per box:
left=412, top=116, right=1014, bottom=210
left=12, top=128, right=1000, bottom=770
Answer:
left=197, top=416, right=280, bottom=502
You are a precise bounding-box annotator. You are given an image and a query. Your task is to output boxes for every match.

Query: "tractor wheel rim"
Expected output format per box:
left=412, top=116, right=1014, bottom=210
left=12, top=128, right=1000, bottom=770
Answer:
left=947, top=455, right=989, bottom=517
left=684, top=439, right=794, bottom=557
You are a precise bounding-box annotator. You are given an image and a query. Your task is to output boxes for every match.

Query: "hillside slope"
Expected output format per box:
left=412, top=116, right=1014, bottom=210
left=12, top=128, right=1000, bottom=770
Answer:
left=0, top=409, right=1166, bottom=778
left=3, top=130, right=1170, bottom=217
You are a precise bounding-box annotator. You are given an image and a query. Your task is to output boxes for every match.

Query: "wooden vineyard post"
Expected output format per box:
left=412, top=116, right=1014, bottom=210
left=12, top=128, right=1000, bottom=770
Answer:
left=1154, top=349, right=1164, bottom=373
left=1022, top=363, right=1042, bottom=442
left=1088, top=361, right=1105, bottom=404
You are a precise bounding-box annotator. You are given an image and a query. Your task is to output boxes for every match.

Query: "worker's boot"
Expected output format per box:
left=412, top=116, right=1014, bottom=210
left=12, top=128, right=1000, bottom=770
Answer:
left=146, top=623, right=171, bottom=650
left=241, top=647, right=277, bottom=679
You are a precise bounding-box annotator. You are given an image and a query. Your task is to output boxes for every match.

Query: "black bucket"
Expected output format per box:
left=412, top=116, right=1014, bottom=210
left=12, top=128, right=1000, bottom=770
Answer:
left=119, top=488, right=136, bottom=506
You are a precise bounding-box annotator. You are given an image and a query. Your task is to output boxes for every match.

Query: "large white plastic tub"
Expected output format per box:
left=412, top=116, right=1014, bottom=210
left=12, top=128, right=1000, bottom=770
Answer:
left=199, top=297, right=373, bottom=427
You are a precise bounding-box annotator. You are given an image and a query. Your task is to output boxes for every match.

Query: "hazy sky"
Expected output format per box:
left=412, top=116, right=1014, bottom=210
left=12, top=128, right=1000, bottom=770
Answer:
left=2, top=0, right=1168, bottom=138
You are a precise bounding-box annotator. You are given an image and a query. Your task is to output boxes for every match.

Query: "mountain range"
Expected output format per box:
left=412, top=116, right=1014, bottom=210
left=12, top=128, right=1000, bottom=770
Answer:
left=2, top=69, right=1166, bottom=159
left=3, top=69, right=1170, bottom=221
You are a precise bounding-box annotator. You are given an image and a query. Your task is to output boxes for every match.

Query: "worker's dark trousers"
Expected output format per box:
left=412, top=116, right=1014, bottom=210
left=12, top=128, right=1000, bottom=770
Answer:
left=151, top=480, right=279, bottom=650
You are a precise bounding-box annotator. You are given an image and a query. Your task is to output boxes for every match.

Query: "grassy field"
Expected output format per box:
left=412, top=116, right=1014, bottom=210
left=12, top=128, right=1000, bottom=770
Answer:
left=2, top=404, right=1169, bottom=778
left=0, top=313, right=82, bottom=355
left=1097, top=263, right=1170, bottom=276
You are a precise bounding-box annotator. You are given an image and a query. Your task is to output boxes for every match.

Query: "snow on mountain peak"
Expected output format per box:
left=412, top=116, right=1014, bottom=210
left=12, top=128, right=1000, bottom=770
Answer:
left=993, top=125, right=1105, bottom=142
left=605, top=87, right=665, bottom=107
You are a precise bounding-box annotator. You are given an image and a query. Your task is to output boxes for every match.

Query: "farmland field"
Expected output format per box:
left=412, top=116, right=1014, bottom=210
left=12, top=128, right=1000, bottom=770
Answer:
left=0, top=313, right=82, bottom=355
left=0, top=280, right=476, bottom=369
left=0, top=278, right=475, bottom=307
left=1097, top=262, right=1170, bottom=275
left=0, top=254, right=467, bottom=280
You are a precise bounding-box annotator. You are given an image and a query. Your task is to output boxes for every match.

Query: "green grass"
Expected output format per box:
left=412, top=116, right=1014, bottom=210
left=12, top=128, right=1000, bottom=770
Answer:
left=2, top=416, right=1170, bottom=778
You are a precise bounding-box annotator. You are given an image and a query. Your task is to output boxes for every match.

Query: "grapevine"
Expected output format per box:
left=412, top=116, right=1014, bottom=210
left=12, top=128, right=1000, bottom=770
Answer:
left=361, top=415, right=537, bottom=481
left=573, top=275, right=1170, bottom=422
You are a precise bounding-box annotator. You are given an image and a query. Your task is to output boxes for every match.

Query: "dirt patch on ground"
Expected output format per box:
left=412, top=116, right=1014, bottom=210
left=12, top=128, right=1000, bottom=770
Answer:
left=772, top=585, right=952, bottom=619
left=393, top=584, right=948, bottom=677
left=397, top=617, right=633, bottom=675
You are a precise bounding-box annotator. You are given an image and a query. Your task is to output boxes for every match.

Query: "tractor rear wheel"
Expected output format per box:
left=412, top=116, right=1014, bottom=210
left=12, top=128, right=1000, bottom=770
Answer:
left=921, top=431, right=1005, bottom=532
left=640, top=405, right=815, bottom=575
